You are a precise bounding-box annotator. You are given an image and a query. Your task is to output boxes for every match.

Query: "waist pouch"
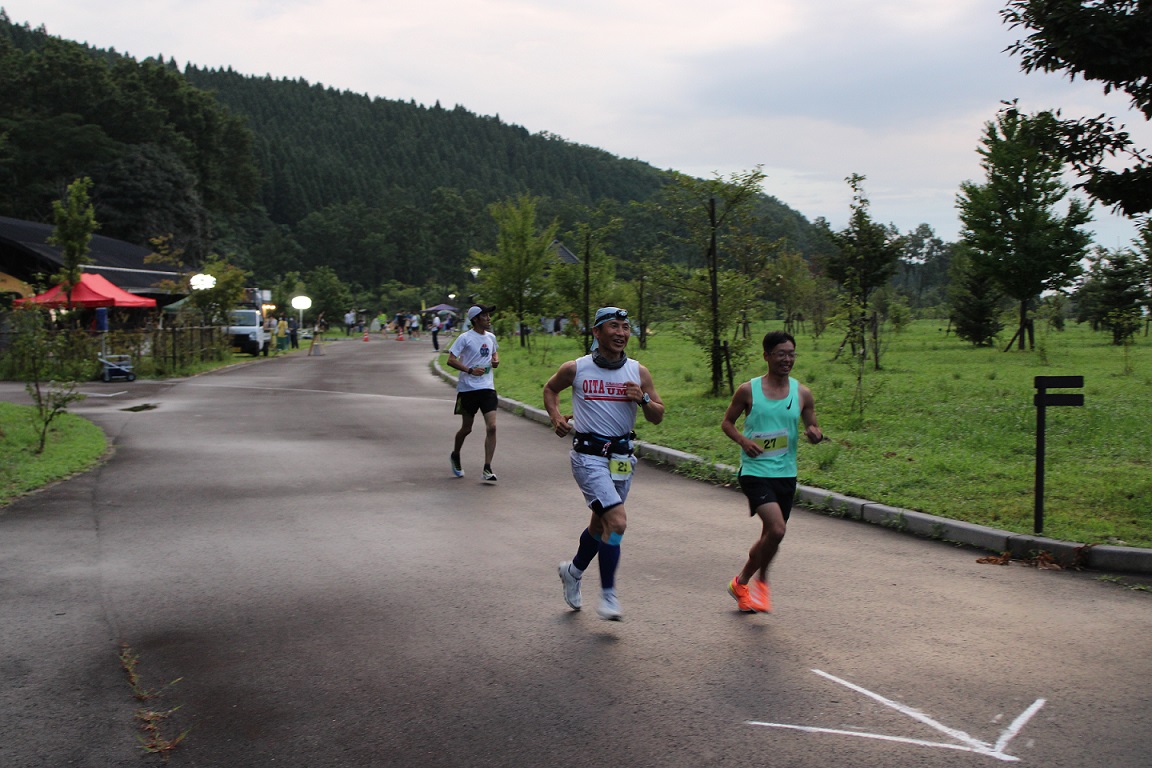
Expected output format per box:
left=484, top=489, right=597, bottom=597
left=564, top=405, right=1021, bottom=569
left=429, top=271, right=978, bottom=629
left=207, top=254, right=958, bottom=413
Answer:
left=572, top=431, right=635, bottom=457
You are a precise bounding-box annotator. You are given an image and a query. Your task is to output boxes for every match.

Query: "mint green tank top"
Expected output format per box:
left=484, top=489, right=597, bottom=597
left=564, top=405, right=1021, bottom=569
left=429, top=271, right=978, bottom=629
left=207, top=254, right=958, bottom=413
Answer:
left=740, top=376, right=799, bottom=478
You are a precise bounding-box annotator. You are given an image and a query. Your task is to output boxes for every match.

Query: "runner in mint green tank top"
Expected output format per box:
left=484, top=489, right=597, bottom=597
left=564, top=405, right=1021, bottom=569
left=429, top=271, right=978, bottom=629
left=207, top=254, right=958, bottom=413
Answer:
left=721, top=331, right=822, bottom=613
left=740, top=376, right=800, bottom=478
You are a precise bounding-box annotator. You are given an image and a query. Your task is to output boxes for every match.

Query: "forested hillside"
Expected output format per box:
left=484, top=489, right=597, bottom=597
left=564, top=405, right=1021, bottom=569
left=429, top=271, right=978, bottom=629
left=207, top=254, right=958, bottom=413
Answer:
left=182, top=66, right=667, bottom=226
left=0, top=12, right=818, bottom=297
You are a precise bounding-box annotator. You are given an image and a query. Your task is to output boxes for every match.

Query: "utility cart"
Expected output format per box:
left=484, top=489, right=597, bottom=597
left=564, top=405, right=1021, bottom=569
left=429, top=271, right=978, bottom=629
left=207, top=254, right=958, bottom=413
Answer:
left=99, top=354, right=136, bottom=382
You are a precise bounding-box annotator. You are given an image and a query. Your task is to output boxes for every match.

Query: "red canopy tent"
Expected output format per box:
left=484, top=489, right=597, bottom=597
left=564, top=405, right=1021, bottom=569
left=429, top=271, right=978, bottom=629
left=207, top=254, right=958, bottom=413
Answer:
left=15, top=272, right=157, bottom=308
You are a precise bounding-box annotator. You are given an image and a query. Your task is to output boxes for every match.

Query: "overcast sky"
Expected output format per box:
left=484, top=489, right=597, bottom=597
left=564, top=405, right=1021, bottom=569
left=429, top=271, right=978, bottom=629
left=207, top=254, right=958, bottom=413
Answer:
left=6, top=0, right=1150, bottom=248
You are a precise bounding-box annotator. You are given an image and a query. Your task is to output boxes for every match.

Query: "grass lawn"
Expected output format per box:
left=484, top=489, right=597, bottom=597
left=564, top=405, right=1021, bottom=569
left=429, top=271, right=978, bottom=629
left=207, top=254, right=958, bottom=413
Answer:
left=0, top=401, right=108, bottom=506
left=465, top=318, right=1152, bottom=548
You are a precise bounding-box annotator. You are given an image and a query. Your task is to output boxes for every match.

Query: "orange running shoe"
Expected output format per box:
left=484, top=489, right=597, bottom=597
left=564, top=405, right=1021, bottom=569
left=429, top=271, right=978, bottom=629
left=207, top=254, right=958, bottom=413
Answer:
left=728, top=577, right=754, bottom=612
left=750, top=579, right=772, bottom=613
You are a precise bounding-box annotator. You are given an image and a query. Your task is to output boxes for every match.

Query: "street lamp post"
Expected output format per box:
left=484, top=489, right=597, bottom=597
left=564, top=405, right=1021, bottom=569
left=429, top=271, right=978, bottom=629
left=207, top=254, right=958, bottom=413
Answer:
left=291, top=295, right=312, bottom=329
left=190, top=273, right=216, bottom=291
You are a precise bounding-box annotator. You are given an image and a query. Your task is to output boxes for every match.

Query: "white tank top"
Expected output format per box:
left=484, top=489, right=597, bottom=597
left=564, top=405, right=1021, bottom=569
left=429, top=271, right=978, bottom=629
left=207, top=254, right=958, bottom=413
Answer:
left=571, top=355, right=641, bottom=437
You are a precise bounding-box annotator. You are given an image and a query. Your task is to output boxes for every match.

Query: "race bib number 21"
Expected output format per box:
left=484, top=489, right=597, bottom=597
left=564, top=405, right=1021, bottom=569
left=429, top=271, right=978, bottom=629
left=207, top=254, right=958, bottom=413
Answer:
left=609, top=454, right=633, bottom=481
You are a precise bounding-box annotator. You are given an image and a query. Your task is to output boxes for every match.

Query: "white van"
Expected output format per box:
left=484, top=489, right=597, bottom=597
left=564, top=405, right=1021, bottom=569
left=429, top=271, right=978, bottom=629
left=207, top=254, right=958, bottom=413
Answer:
left=227, top=309, right=268, bottom=356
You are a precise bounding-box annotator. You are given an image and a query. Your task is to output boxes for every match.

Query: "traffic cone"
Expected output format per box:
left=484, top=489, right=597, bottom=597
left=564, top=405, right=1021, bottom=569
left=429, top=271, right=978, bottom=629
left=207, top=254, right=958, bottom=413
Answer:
left=397, top=331, right=404, bottom=341
left=363, top=331, right=370, bottom=342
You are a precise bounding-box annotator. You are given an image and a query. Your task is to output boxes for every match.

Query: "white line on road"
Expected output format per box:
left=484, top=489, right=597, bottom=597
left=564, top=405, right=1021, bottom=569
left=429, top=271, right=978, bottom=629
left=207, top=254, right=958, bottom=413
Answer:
left=747, top=669, right=1045, bottom=763
left=745, top=722, right=1020, bottom=760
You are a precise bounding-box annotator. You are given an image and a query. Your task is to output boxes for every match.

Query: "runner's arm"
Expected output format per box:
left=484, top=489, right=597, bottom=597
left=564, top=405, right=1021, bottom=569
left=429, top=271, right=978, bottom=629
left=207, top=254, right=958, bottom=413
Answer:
left=543, top=361, right=577, bottom=436
left=721, top=382, right=761, bottom=456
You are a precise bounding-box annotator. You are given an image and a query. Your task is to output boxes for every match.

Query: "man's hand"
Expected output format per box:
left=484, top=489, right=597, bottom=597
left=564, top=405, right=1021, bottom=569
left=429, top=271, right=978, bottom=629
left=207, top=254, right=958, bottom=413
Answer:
left=552, top=415, right=573, bottom=438
left=740, top=437, right=764, bottom=457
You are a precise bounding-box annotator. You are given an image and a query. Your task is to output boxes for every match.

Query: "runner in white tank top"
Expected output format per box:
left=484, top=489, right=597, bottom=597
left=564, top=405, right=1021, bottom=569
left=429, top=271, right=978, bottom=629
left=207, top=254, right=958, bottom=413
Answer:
left=543, top=307, right=665, bottom=621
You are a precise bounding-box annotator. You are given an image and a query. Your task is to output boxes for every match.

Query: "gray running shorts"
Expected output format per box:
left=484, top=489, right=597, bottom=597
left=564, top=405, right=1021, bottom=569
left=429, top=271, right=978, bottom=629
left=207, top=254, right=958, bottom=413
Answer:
left=570, top=451, right=636, bottom=515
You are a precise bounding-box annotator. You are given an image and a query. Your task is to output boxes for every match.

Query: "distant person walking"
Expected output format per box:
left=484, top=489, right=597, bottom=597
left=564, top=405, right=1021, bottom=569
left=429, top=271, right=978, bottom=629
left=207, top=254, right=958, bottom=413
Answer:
left=276, top=316, right=290, bottom=352
left=720, top=330, right=822, bottom=613
left=344, top=310, right=356, bottom=336
left=446, top=305, right=500, bottom=481
left=288, top=316, right=299, bottom=349
left=431, top=314, right=442, bottom=351
left=544, top=307, right=664, bottom=621
left=263, top=314, right=276, bottom=356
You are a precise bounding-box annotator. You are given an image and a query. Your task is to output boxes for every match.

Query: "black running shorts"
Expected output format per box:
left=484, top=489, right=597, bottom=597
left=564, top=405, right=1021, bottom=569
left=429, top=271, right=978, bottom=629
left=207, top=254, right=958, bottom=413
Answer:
left=454, top=389, right=498, bottom=416
left=737, top=474, right=797, bottom=519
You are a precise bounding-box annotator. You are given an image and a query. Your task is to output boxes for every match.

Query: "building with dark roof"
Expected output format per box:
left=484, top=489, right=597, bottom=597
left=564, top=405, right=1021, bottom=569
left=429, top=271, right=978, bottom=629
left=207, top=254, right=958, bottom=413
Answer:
left=0, top=216, right=185, bottom=304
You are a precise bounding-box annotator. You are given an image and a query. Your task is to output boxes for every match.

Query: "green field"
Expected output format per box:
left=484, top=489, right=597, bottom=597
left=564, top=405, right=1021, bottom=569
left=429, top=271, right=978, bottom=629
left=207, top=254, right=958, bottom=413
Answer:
left=471, top=319, right=1152, bottom=548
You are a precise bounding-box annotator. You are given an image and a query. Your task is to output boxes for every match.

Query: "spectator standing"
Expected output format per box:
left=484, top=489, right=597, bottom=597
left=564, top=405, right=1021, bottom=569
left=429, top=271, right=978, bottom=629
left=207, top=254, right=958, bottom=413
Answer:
left=276, top=316, right=289, bottom=352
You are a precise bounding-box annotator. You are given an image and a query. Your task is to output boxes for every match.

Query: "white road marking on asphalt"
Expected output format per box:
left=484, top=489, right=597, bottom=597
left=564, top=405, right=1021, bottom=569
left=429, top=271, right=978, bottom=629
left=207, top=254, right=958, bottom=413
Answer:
left=80, top=391, right=127, bottom=397
left=746, top=723, right=1017, bottom=758
left=993, top=698, right=1047, bottom=756
left=747, top=669, right=1045, bottom=763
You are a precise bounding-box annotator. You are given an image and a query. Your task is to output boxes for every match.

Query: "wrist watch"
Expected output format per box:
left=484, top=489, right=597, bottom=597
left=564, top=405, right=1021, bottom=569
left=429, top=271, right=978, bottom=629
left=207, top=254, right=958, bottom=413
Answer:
left=641, top=392, right=651, bottom=405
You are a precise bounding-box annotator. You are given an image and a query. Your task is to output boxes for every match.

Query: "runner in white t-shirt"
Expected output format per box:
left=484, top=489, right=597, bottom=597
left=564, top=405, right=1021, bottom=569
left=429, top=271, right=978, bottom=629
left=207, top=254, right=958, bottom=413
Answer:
left=446, top=305, right=500, bottom=481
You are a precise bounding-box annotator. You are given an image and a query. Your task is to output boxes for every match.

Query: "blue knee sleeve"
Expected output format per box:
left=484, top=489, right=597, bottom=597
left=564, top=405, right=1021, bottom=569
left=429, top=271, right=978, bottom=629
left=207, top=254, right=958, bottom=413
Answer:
left=606, top=531, right=623, bottom=546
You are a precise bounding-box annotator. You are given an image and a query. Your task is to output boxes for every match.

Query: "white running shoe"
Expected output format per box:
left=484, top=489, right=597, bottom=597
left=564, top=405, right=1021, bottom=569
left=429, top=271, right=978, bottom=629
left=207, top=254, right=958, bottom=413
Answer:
left=558, top=561, right=581, bottom=610
left=596, top=590, right=622, bottom=621
left=482, top=467, right=498, bottom=482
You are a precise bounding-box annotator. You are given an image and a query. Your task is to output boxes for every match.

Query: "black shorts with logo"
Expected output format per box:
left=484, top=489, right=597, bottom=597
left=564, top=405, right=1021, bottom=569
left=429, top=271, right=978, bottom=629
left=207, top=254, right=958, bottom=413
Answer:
left=454, top=389, right=498, bottom=416
left=737, top=474, right=797, bottom=519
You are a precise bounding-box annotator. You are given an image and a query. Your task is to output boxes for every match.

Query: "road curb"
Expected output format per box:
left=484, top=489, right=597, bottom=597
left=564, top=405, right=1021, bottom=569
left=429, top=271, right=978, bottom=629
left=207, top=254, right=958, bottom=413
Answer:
left=431, top=358, right=1152, bottom=576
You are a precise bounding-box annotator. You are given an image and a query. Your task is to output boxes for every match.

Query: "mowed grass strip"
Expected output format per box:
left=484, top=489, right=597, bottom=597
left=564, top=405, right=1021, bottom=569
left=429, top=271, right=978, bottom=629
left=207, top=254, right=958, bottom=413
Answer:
left=0, top=402, right=108, bottom=506
left=477, top=319, right=1152, bottom=548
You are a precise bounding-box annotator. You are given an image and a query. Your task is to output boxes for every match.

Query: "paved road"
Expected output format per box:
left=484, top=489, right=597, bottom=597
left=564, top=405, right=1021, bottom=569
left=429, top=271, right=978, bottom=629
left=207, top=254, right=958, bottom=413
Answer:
left=2, top=337, right=1151, bottom=767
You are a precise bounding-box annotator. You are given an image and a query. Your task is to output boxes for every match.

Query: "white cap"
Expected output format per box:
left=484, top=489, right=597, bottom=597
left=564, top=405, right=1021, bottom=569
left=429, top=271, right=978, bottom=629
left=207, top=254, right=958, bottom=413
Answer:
left=467, top=305, right=494, bottom=321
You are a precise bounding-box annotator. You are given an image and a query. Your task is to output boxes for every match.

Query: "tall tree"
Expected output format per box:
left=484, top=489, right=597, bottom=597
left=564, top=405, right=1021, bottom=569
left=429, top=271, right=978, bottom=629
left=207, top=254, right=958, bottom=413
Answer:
left=765, top=247, right=818, bottom=335
left=46, top=176, right=97, bottom=306
left=659, top=167, right=767, bottom=395
left=949, top=247, right=1006, bottom=347
left=186, top=254, right=249, bottom=325
left=473, top=195, right=559, bottom=347
left=1074, top=246, right=1150, bottom=344
left=304, top=265, right=353, bottom=328
left=821, top=174, right=903, bottom=369
left=1002, top=0, right=1152, bottom=215
left=894, top=223, right=954, bottom=309
left=552, top=205, right=624, bottom=353
left=956, top=106, right=1093, bottom=350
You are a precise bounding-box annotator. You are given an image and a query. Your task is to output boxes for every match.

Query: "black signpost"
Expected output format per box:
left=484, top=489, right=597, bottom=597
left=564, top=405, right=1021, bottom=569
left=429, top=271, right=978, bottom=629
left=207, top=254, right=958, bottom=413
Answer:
left=1033, top=376, right=1084, bottom=534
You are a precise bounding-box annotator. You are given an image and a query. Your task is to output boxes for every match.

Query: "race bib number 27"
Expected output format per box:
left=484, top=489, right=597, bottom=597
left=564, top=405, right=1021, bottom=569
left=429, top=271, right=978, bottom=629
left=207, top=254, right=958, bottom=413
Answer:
left=747, top=430, right=788, bottom=457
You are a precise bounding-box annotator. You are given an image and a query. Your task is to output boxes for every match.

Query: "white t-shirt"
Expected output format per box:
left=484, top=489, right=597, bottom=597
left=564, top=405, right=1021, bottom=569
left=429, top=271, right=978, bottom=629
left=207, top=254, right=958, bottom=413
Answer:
left=449, top=330, right=498, bottom=392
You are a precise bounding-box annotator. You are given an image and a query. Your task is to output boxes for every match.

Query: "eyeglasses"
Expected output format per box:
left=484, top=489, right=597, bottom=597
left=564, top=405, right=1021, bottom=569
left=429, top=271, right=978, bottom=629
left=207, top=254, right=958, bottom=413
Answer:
left=770, top=351, right=797, bottom=360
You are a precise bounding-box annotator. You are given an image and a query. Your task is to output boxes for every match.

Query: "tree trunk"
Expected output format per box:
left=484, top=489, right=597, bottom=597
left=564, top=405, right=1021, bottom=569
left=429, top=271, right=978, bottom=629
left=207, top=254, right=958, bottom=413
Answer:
left=708, top=198, right=722, bottom=396
left=1017, top=300, right=1027, bottom=350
